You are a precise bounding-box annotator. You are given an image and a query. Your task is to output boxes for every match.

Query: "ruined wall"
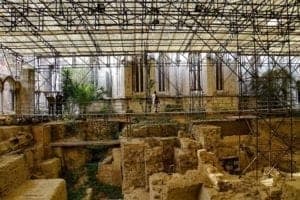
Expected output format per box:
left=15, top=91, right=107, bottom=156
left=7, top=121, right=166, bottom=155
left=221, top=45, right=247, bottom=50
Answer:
left=122, top=123, right=179, bottom=138
left=0, top=126, right=33, bottom=156
left=18, top=68, right=35, bottom=114
left=193, top=119, right=250, bottom=136
left=121, top=137, right=179, bottom=191
left=149, top=170, right=203, bottom=200
left=0, top=155, right=29, bottom=196
left=49, top=120, right=120, bottom=141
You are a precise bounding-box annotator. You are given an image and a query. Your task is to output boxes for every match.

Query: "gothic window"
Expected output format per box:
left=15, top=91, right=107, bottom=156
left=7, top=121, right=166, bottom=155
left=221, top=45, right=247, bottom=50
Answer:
left=158, top=53, right=169, bottom=92
left=132, top=58, right=144, bottom=92
left=189, top=53, right=202, bottom=91
left=216, top=57, right=223, bottom=91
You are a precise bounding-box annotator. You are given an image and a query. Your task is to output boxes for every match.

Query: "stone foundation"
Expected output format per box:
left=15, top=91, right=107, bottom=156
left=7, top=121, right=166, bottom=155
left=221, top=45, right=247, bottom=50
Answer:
left=121, top=137, right=179, bottom=191
left=97, top=148, right=122, bottom=186
left=192, top=125, right=221, bottom=153
left=3, top=179, right=67, bottom=200
left=0, top=155, right=28, bottom=197
left=149, top=170, right=203, bottom=200
left=39, top=157, right=61, bottom=178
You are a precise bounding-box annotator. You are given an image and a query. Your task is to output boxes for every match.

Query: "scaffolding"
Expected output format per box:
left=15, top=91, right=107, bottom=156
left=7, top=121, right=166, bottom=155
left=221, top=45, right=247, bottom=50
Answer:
left=0, top=0, right=299, bottom=184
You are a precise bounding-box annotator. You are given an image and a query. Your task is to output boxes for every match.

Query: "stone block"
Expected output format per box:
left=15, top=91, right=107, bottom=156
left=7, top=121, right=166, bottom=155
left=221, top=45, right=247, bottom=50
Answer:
left=122, top=124, right=179, bottom=138
left=97, top=150, right=122, bottom=187
left=282, top=177, right=300, bottom=200
left=149, top=172, right=169, bottom=200
left=160, top=137, right=178, bottom=173
left=124, top=188, right=150, bottom=200
left=112, top=148, right=122, bottom=185
left=83, top=188, right=93, bottom=200
left=32, top=125, right=52, bottom=159
left=175, top=148, right=198, bottom=174
left=39, top=158, right=61, bottom=178
left=24, top=148, right=34, bottom=170
left=50, top=123, right=66, bottom=141
left=84, top=121, right=119, bottom=140
left=3, top=179, right=67, bottom=200
left=192, top=125, right=221, bottom=153
left=112, top=148, right=121, bottom=170
left=0, top=126, right=21, bottom=141
left=145, top=146, right=164, bottom=189
left=203, top=164, right=236, bottom=192
left=149, top=170, right=203, bottom=200
left=121, top=139, right=146, bottom=190
left=197, top=149, right=220, bottom=169
left=221, top=135, right=252, bottom=148
left=33, top=144, right=44, bottom=166
left=97, top=163, right=113, bottom=185
left=0, top=141, right=11, bottom=155
left=179, top=138, right=201, bottom=150
left=63, top=147, right=88, bottom=171
left=32, top=125, right=51, bottom=145
left=0, top=154, right=28, bottom=197
left=216, top=147, right=238, bottom=159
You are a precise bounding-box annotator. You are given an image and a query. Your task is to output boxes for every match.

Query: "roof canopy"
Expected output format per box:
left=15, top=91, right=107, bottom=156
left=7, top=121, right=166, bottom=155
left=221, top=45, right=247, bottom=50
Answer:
left=0, top=0, right=299, bottom=57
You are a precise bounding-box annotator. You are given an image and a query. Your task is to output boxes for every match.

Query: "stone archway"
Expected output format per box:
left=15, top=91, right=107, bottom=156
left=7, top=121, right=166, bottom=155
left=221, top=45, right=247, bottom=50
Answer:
left=2, top=76, right=16, bottom=114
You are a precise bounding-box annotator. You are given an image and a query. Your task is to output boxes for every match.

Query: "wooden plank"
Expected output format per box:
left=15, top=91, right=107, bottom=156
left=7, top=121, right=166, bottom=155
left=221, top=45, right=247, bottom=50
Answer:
left=50, top=140, right=120, bottom=147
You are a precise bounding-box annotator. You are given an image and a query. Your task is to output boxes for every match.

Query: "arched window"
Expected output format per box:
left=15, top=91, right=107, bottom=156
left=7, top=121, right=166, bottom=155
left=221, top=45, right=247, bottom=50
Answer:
left=215, top=56, right=224, bottom=91
left=188, top=53, right=202, bottom=91
left=3, top=76, right=15, bottom=113
left=132, top=57, right=144, bottom=92
left=157, top=53, right=169, bottom=92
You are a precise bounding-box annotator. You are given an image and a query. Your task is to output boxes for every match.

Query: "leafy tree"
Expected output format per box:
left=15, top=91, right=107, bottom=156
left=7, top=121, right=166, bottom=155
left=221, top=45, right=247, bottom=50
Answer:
left=62, top=69, right=105, bottom=114
left=62, top=69, right=75, bottom=102
left=251, top=68, right=293, bottom=109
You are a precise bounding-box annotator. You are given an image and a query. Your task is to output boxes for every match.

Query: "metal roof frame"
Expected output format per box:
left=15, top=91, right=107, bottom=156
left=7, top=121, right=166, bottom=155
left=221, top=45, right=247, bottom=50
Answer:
left=0, top=0, right=299, bottom=57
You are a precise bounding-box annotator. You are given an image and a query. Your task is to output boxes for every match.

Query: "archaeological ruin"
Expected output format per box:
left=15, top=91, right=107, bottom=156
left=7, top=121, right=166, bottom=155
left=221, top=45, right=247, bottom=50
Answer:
left=0, top=1, right=300, bottom=200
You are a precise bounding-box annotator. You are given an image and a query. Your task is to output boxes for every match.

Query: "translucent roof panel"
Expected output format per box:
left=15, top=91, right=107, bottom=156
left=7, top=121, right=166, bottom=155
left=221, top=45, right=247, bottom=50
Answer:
left=0, top=0, right=298, bottom=57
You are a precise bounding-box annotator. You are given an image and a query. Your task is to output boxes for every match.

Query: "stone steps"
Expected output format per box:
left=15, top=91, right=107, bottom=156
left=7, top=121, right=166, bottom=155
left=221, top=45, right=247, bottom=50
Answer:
left=3, top=179, right=67, bottom=200
left=0, top=155, right=28, bottom=196
left=0, top=154, right=67, bottom=200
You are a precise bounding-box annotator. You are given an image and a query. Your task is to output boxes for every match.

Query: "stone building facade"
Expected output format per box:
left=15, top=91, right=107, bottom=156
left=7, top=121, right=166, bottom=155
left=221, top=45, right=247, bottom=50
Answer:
left=119, top=53, right=239, bottom=113
left=0, top=53, right=35, bottom=115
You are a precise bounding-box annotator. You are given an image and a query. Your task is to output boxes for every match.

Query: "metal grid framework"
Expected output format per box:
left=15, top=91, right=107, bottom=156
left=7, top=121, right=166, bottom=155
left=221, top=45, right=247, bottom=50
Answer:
left=0, top=0, right=299, bottom=183
left=0, top=0, right=299, bottom=57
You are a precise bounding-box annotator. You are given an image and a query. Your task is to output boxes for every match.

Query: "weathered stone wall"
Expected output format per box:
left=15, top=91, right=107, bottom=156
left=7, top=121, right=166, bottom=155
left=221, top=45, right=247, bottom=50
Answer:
left=97, top=148, right=122, bottom=186
left=49, top=120, right=120, bottom=141
left=122, top=123, right=179, bottom=138
left=205, top=96, right=239, bottom=112
left=0, top=125, right=33, bottom=155
left=121, top=137, right=179, bottom=191
left=175, top=138, right=201, bottom=173
left=192, top=125, right=221, bottom=153
left=149, top=170, right=203, bottom=200
left=3, top=179, right=67, bottom=200
left=32, top=125, right=52, bottom=162
left=18, top=68, right=35, bottom=114
left=121, top=138, right=146, bottom=191
left=39, top=157, right=61, bottom=178
left=0, top=155, right=29, bottom=197
left=194, top=119, right=250, bottom=136
left=281, top=177, right=300, bottom=200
